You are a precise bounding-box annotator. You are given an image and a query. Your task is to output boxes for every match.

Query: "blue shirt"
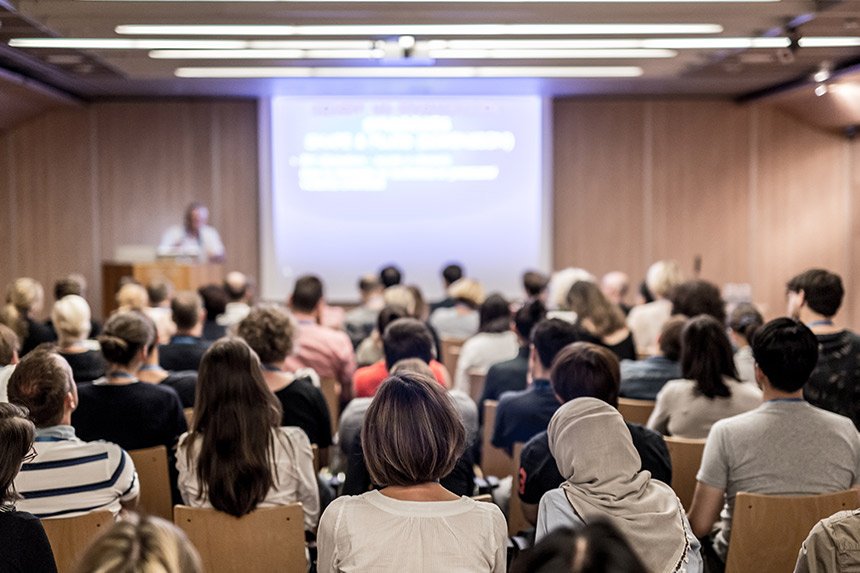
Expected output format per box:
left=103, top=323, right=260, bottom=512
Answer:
left=619, top=356, right=681, bottom=400
left=491, top=379, right=560, bottom=455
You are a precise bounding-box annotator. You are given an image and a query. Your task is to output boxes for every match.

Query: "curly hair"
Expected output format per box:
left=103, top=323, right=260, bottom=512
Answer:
left=236, top=305, right=295, bottom=364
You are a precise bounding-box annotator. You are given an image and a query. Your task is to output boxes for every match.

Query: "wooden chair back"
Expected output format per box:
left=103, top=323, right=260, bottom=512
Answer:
left=468, top=369, right=487, bottom=403
left=319, top=377, right=340, bottom=436
left=440, top=337, right=466, bottom=383
left=174, top=504, right=308, bottom=573
left=663, top=436, right=706, bottom=510
left=183, top=407, right=195, bottom=428
left=480, top=400, right=513, bottom=479
left=508, top=442, right=530, bottom=536
left=311, top=444, right=320, bottom=473
left=41, top=510, right=113, bottom=573
left=617, top=397, right=656, bottom=426
left=725, top=490, right=860, bottom=573
left=128, top=445, right=174, bottom=521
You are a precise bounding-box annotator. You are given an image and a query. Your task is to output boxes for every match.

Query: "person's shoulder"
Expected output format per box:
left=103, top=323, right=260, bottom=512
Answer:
left=804, top=402, right=858, bottom=428
left=626, top=421, right=664, bottom=442
left=497, top=387, right=531, bottom=408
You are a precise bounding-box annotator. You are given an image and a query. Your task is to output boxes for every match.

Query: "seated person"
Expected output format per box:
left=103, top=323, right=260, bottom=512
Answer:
left=491, top=318, right=582, bottom=455
left=46, top=274, right=102, bottom=340
left=518, top=343, right=672, bottom=525
left=143, top=278, right=175, bottom=345
left=522, top=270, right=549, bottom=304
left=344, top=274, right=384, bottom=349
left=794, top=509, right=860, bottom=573
left=454, top=294, right=520, bottom=395
left=535, top=398, right=702, bottom=572
left=727, top=303, right=763, bottom=385
left=177, top=339, right=319, bottom=530
left=197, top=284, right=228, bottom=342
left=688, top=318, right=860, bottom=566
left=428, top=278, right=483, bottom=340
left=318, top=372, right=507, bottom=572
left=52, top=295, right=106, bottom=383
left=8, top=347, right=138, bottom=518
left=0, top=403, right=58, bottom=572
left=619, top=315, right=685, bottom=400
left=647, top=315, right=761, bottom=439
left=429, top=263, right=463, bottom=313
left=219, top=271, right=252, bottom=328
left=158, top=292, right=211, bottom=372
left=136, top=332, right=197, bottom=409
left=0, top=324, right=20, bottom=402
left=627, top=260, right=684, bottom=356
left=1, top=278, right=54, bottom=356
left=567, top=280, right=636, bottom=361
left=236, top=305, right=332, bottom=449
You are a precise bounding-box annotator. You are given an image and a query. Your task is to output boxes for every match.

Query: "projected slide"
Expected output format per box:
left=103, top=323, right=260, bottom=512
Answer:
left=263, top=96, right=546, bottom=302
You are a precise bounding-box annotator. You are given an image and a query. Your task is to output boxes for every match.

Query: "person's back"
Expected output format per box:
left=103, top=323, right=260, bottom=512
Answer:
left=158, top=292, right=211, bottom=372
left=805, top=329, right=860, bottom=429
left=794, top=509, right=860, bottom=573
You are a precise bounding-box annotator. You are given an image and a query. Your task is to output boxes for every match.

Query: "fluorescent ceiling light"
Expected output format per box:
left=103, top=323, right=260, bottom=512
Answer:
left=799, top=37, right=860, bottom=48
left=426, top=38, right=789, bottom=49
left=175, top=65, right=643, bottom=78
left=429, top=48, right=677, bottom=58
left=90, top=0, right=780, bottom=3
left=9, top=38, right=248, bottom=49
left=117, top=23, right=724, bottom=36
left=150, top=48, right=387, bottom=58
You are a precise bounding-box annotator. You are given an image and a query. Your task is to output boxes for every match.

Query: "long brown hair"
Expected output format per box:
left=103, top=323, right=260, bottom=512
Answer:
left=189, top=338, right=283, bottom=517
left=681, top=315, right=738, bottom=398
left=0, top=403, right=35, bottom=504
left=566, top=281, right=626, bottom=338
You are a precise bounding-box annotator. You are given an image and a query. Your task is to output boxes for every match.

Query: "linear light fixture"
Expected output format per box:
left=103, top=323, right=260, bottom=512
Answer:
left=175, top=65, right=643, bottom=77
left=117, top=23, right=724, bottom=36
left=8, top=38, right=249, bottom=49
left=88, top=0, right=780, bottom=3
left=799, top=36, right=860, bottom=47
left=150, top=47, right=676, bottom=59
left=426, top=38, right=790, bottom=49
left=150, top=48, right=387, bottom=58
left=428, top=48, right=678, bottom=58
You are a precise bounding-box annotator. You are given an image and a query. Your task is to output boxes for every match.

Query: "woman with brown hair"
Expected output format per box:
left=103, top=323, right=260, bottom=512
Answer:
left=318, top=372, right=507, bottom=572
left=567, top=280, right=636, bottom=361
left=176, top=338, right=319, bottom=530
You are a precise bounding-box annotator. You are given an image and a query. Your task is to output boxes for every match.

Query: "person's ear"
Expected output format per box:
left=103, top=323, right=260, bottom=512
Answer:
left=753, top=363, right=766, bottom=390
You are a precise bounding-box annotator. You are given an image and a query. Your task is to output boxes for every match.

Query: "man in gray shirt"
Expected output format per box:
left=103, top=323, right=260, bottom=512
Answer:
left=688, top=318, right=860, bottom=566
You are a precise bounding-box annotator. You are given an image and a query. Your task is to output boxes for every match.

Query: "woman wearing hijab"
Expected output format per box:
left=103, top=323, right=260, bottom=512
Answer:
left=536, top=397, right=703, bottom=573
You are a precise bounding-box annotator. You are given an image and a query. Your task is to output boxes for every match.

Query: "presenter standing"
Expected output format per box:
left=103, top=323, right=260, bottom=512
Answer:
left=159, top=202, right=225, bottom=262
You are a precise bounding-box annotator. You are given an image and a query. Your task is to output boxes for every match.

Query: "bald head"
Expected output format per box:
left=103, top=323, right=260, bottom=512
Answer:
left=224, top=272, right=248, bottom=302
left=601, top=271, right=630, bottom=306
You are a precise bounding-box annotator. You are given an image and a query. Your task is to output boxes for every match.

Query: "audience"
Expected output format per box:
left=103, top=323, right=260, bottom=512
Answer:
left=670, top=279, right=727, bottom=323
left=688, top=317, right=860, bottom=567
left=535, top=397, right=702, bottom=572
left=8, top=347, right=139, bottom=517
left=647, top=315, right=761, bottom=438
left=0, top=324, right=20, bottom=402
left=794, top=509, right=860, bottom=573
left=522, top=270, right=549, bottom=303
left=318, top=373, right=507, bottom=572
left=786, top=268, right=860, bottom=429
left=429, top=277, right=484, bottom=339
left=197, top=284, right=228, bottom=341
left=47, top=274, right=101, bottom=340
left=219, top=271, right=252, bottom=327
left=177, top=338, right=319, bottom=529
left=726, top=302, right=764, bottom=384
left=344, top=274, right=384, bottom=348
left=144, top=278, right=175, bottom=344
left=627, top=260, right=684, bottom=356
left=52, top=295, right=106, bottom=383
left=159, top=292, right=211, bottom=371
left=1, top=278, right=53, bottom=356
left=567, top=280, right=636, bottom=360
left=619, top=315, right=685, bottom=400
left=454, top=294, right=519, bottom=394
left=0, top=403, right=58, bottom=573
left=430, top=263, right=464, bottom=313
left=135, top=315, right=198, bottom=409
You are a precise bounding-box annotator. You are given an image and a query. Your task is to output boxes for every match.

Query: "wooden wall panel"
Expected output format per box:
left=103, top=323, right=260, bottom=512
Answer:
left=847, top=137, right=860, bottom=329
left=0, top=134, right=14, bottom=292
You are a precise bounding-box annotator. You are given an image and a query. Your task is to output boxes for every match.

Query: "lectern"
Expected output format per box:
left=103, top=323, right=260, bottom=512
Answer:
left=102, top=261, right=224, bottom=317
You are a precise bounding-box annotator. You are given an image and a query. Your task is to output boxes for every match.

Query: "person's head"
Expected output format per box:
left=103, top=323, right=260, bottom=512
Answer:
left=523, top=270, right=549, bottom=299
left=566, top=280, right=626, bottom=338
left=51, top=295, right=92, bottom=345
left=407, top=285, right=429, bottom=321
left=379, top=265, right=403, bottom=288
left=511, top=522, right=647, bottom=573
left=442, top=263, right=464, bottom=287
left=236, top=305, right=295, bottom=365
left=601, top=271, right=631, bottom=306
left=670, top=279, right=726, bottom=323
left=513, top=300, right=547, bottom=343
left=0, top=403, right=35, bottom=505
left=531, top=318, right=585, bottom=375
left=74, top=513, right=203, bottom=573
left=786, top=269, right=845, bottom=319
left=115, top=282, right=149, bottom=312
left=192, top=338, right=282, bottom=517
left=5, top=277, right=44, bottom=315
left=479, top=294, right=511, bottom=333
left=727, top=303, right=764, bottom=347
left=645, top=260, right=683, bottom=300
left=146, top=279, right=174, bottom=307
left=171, top=291, right=204, bottom=332
left=99, top=311, right=156, bottom=368
left=0, top=324, right=19, bottom=366
left=54, top=274, right=86, bottom=302
left=383, top=318, right=434, bottom=369
left=549, top=342, right=620, bottom=407
left=223, top=271, right=249, bottom=303
left=290, top=275, right=323, bottom=315
left=357, top=274, right=383, bottom=301
left=656, top=316, right=686, bottom=362
left=362, top=372, right=465, bottom=487
left=389, top=358, right=436, bottom=379
left=7, top=347, right=77, bottom=428
left=383, top=285, right=417, bottom=317
left=752, top=317, right=818, bottom=393
left=447, top=278, right=485, bottom=309
left=184, top=201, right=209, bottom=234
left=548, top=268, right=596, bottom=310
left=198, top=284, right=228, bottom=322
left=681, top=315, right=738, bottom=398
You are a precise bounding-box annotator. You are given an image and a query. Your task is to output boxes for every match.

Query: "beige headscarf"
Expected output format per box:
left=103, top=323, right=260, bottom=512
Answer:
left=548, top=397, right=688, bottom=573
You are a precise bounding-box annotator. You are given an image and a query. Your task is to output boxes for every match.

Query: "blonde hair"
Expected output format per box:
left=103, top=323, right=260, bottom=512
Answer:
left=447, top=278, right=485, bottom=308
left=116, top=283, right=149, bottom=312
left=645, top=260, right=684, bottom=299
left=383, top=285, right=418, bottom=316
left=1, top=278, right=45, bottom=341
left=74, top=513, right=202, bottom=573
left=52, top=295, right=92, bottom=345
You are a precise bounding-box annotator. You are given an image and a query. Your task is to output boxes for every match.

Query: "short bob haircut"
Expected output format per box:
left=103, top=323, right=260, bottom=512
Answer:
left=237, top=305, right=295, bottom=364
left=0, top=403, right=36, bottom=505
left=752, top=317, right=818, bottom=393
left=786, top=268, right=845, bottom=318
left=52, top=294, right=92, bottom=343
left=362, top=372, right=465, bottom=487
left=549, top=342, right=620, bottom=407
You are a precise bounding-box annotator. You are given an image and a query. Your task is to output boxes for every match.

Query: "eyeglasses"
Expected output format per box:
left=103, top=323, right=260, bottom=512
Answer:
left=22, top=446, right=38, bottom=464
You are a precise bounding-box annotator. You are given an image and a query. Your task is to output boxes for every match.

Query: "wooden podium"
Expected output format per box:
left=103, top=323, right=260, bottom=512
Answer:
left=102, top=261, right=224, bottom=317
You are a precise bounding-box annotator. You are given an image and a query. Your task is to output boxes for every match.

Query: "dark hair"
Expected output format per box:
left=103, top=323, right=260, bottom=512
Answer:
left=0, top=403, right=35, bottom=504
left=728, top=303, right=764, bottom=345
left=377, top=304, right=409, bottom=336
left=638, top=281, right=654, bottom=304
left=752, top=318, right=818, bottom=392
left=171, top=292, right=203, bottom=331
left=383, top=318, right=434, bottom=369
left=379, top=265, right=403, bottom=289
left=550, top=342, right=621, bottom=407
left=198, top=285, right=228, bottom=321
left=236, top=306, right=295, bottom=364
left=362, top=373, right=464, bottom=487
left=670, top=280, right=726, bottom=323
left=99, top=311, right=155, bottom=366
left=514, top=300, right=547, bottom=341
left=511, top=521, right=647, bottom=573
left=146, top=279, right=172, bottom=306
left=681, top=315, right=738, bottom=398
left=291, top=275, right=323, bottom=313
left=7, top=347, right=72, bottom=428
left=523, top=271, right=549, bottom=297
left=0, top=323, right=19, bottom=365
left=786, top=269, right=845, bottom=317
left=190, top=338, right=282, bottom=517
left=54, top=276, right=84, bottom=301
left=442, top=264, right=463, bottom=286
left=532, top=318, right=584, bottom=369
left=658, top=316, right=686, bottom=362
left=479, top=294, right=511, bottom=334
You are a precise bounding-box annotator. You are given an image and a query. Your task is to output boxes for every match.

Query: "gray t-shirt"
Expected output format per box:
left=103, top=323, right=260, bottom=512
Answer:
left=697, top=400, right=860, bottom=561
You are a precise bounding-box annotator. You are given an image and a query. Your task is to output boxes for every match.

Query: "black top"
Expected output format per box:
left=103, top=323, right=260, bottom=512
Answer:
left=804, top=330, right=860, bottom=429
left=583, top=331, right=637, bottom=362
left=160, top=370, right=198, bottom=408
left=61, top=350, right=107, bottom=384
left=517, top=422, right=672, bottom=505
left=44, top=319, right=102, bottom=342
left=202, top=320, right=227, bottom=342
left=20, top=319, right=55, bottom=357
left=491, top=379, right=560, bottom=455
left=429, top=297, right=457, bottom=314
left=479, top=346, right=530, bottom=425
left=0, top=510, right=58, bottom=573
left=159, top=335, right=210, bottom=372
left=274, top=376, right=333, bottom=448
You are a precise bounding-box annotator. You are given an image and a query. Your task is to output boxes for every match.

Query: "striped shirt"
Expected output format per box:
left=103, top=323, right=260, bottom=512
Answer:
left=13, top=426, right=139, bottom=519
